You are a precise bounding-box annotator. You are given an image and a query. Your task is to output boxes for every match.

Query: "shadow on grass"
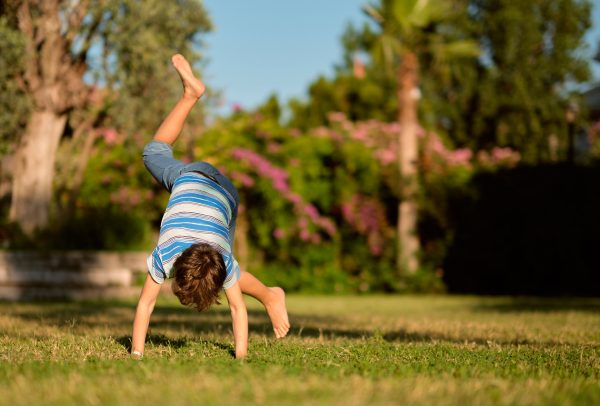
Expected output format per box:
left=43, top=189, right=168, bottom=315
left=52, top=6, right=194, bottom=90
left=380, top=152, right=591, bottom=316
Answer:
left=3, top=299, right=591, bottom=350
left=115, top=334, right=189, bottom=352
left=114, top=334, right=235, bottom=357
left=470, top=297, right=600, bottom=314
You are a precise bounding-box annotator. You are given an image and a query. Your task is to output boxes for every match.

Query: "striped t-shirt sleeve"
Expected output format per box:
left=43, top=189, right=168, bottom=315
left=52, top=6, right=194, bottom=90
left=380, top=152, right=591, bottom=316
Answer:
left=147, top=247, right=167, bottom=284
left=223, top=253, right=241, bottom=289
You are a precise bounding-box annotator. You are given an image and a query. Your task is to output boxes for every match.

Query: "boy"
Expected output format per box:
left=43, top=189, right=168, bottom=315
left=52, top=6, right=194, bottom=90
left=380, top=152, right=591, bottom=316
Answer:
left=131, top=54, right=290, bottom=359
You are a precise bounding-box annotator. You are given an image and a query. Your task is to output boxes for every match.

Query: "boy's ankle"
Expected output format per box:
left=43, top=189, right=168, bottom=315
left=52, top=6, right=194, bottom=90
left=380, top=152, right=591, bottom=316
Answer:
left=181, top=93, right=199, bottom=103
left=264, top=288, right=278, bottom=306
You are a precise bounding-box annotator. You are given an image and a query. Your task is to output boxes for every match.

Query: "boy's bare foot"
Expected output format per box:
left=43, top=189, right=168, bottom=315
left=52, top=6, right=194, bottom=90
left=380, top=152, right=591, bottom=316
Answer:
left=171, top=54, right=205, bottom=100
left=265, top=287, right=290, bottom=338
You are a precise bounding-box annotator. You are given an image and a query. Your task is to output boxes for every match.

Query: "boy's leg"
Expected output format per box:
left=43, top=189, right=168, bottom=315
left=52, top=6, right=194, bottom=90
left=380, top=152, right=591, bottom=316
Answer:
left=239, top=271, right=290, bottom=338
left=153, top=54, right=205, bottom=145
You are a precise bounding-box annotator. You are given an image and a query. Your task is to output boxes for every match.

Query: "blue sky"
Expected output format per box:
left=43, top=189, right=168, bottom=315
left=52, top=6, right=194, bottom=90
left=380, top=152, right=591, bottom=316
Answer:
left=203, top=0, right=600, bottom=114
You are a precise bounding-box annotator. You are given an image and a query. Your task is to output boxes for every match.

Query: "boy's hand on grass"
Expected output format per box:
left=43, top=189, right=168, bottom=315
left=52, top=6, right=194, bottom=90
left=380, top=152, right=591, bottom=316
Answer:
left=131, top=351, right=143, bottom=360
left=225, top=282, right=248, bottom=360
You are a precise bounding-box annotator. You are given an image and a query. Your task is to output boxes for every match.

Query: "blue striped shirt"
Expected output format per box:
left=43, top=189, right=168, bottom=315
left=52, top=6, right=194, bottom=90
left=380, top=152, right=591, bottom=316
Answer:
left=147, top=172, right=240, bottom=289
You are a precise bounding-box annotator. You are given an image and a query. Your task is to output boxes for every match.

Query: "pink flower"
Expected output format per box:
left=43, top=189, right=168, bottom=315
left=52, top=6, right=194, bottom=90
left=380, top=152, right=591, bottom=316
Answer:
left=299, top=229, right=310, bottom=241
left=273, top=179, right=288, bottom=192
left=231, top=171, right=255, bottom=187
left=342, top=203, right=354, bottom=223
left=318, top=218, right=337, bottom=236
left=304, top=204, right=320, bottom=221
left=100, top=128, right=118, bottom=145
left=313, top=127, right=330, bottom=138
left=286, top=192, right=303, bottom=205
left=491, top=147, right=512, bottom=161
left=330, top=132, right=343, bottom=142
left=351, top=128, right=369, bottom=141
left=328, top=112, right=346, bottom=123
left=430, top=137, right=447, bottom=155
left=267, top=143, right=282, bottom=154
left=231, top=148, right=291, bottom=193
left=369, top=245, right=382, bottom=256
left=273, top=228, right=285, bottom=240
left=448, top=148, right=472, bottom=165
left=110, top=186, right=141, bottom=207
left=385, top=123, right=401, bottom=133
left=288, top=128, right=301, bottom=138
left=376, top=149, right=396, bottom=166
left=310, top=234, right=322, bottom=244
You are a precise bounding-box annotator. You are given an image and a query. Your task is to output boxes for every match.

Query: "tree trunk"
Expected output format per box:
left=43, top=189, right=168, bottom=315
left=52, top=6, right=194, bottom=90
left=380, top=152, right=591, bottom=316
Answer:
left=9, top=110, right=67, bottom=234
left=396, top=51, right=420, bottom=274
left=7, top=0, right=92, bottom=235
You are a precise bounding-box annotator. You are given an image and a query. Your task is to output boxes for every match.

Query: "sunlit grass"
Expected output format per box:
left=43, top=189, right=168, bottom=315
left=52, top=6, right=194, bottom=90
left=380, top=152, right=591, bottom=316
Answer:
left=0, top=295, right=598, bottom=405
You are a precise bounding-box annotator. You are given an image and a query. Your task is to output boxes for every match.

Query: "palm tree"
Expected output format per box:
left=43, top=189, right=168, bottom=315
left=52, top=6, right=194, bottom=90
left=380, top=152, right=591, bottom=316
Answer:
left=364, top=0, right=478, bottom=274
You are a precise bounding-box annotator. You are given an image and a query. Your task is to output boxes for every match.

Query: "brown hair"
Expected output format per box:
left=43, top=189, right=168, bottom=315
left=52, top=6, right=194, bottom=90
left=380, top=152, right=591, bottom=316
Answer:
left=171, top=243, right=226, bottom=312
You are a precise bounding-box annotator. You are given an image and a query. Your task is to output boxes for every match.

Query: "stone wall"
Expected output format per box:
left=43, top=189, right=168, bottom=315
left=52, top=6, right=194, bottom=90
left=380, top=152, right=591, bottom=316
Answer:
left=0, top=251, right=150, bottom=300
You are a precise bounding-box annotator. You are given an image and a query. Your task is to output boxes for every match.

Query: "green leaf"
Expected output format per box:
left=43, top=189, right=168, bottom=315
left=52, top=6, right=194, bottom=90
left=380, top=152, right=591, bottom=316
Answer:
left=440, top=40, right=481, bottom=58
left=408, top=0, right=432, bottom=28
left=421, top=0, right=456, bottom=23
left=392, top=0, right=420, bottom=29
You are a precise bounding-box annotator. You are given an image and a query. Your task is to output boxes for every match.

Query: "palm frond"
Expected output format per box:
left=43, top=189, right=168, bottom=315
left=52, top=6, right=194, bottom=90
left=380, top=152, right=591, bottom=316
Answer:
left=438, top=39, right=481, bottom=59
left=363, top=3, right=385, bottom=24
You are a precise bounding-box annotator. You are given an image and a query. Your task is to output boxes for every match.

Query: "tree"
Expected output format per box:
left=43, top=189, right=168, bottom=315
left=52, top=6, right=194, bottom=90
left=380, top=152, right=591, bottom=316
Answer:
left=290, top=0, right=592, bottom=164
left=0, top=16, right=29, bottom=155
left=3, top=0, right=211, bottom=234
left=363, top=0, right=478, bottom=273
left=459, top=0, right=591, bottom=162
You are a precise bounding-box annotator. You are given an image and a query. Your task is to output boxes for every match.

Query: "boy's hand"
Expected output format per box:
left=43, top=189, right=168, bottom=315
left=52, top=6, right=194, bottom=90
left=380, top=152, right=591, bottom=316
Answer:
left=131, top=351, right=144, bottom=360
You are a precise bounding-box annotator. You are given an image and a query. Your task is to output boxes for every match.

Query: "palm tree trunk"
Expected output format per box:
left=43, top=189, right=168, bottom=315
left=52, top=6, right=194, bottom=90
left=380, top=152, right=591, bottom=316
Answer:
left=9, top=110, right=67, bottom=234
left=396, top=51, right=420, bottom=274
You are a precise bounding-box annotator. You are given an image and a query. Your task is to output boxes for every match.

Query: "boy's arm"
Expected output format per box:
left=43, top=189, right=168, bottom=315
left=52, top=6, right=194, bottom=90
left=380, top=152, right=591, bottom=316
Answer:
left=224, top=281, right=248, bottom=358
left=131, top=274, right=162, bottom=357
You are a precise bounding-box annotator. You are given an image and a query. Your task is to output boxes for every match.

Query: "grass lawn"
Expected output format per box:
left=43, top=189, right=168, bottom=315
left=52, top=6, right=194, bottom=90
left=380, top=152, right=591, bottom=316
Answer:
left=0, top=294, right=598, bottom=405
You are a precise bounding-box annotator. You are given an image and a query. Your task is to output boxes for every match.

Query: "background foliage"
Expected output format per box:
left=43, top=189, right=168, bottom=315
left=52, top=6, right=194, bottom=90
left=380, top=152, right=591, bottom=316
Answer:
left=0, top=0, right=598, bottom=295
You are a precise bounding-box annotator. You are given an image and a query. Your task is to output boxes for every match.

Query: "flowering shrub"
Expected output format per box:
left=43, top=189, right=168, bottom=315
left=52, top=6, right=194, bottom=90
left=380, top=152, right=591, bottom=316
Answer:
left=192, top=109, right=400, bottom=292
left=230, top=147, right=336, bottom=242
left=321, top=112, right=523, bottom=288
left=43, top=129, right=166, bottom=250
left=24, top=103, right=526, bottom=292
left=341, top=194, right=387, bottom=256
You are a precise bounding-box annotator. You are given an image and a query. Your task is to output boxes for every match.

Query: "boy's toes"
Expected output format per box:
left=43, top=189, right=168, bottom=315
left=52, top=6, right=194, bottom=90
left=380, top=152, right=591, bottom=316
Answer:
left=171, top=54, right=184, bottom=65
left=276, top=326, right=288, bottom=339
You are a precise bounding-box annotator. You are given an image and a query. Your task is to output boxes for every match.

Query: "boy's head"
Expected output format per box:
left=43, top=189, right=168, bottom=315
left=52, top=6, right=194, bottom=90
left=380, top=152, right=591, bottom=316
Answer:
left=171, top=243, right=226, bottom=311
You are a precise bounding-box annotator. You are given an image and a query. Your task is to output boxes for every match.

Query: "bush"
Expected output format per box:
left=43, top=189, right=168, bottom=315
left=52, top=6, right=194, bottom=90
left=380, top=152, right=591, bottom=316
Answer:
left=422, top=163, right=600, bottom=297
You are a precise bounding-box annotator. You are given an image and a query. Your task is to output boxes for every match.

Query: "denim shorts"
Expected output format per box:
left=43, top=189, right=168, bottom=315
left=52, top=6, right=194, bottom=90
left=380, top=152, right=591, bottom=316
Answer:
left=142, top=140, right=240, bottom=205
